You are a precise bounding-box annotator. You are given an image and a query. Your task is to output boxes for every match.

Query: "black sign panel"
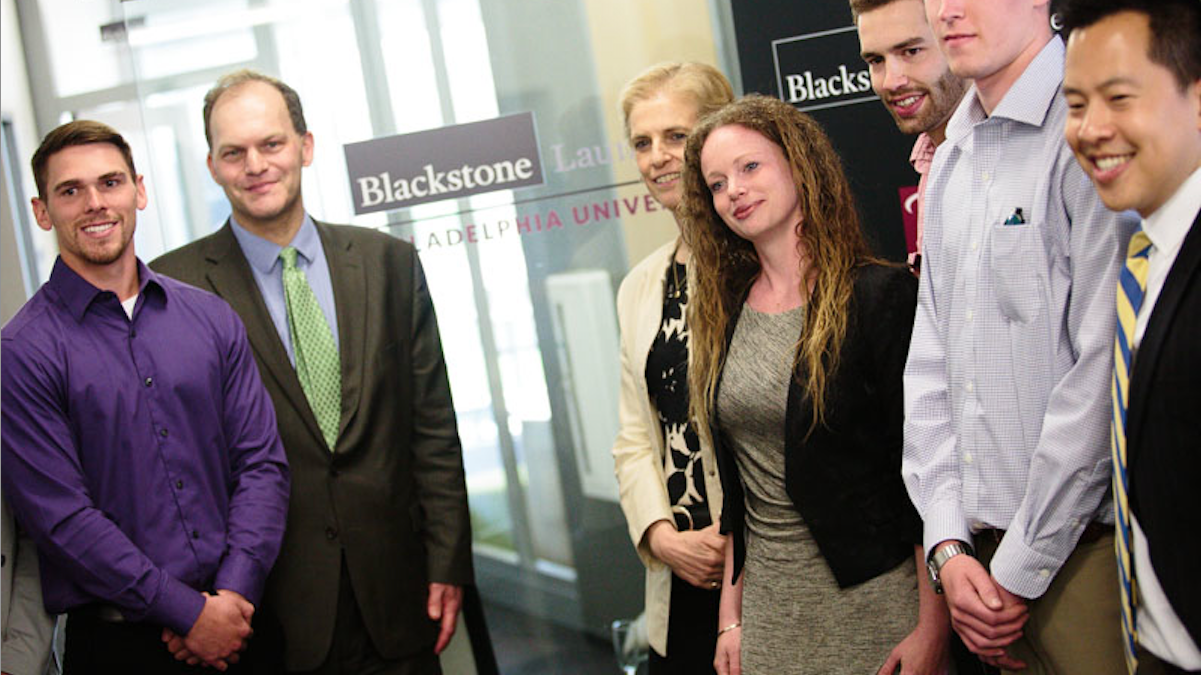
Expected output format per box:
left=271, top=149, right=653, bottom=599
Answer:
left=773, top=26, right=877, bottom=111
left=732, top=0, right=919, bottom=261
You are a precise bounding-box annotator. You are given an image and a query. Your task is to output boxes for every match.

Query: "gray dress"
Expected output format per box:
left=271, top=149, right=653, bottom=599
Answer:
left=717, top=304, right=919, bottom=674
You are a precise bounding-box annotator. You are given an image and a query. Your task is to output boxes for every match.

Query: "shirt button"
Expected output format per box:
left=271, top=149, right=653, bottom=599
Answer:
left=971, top=240, right=979, bottom=251
left=130, top=329, right=137, bottom=338
left=144, top=377, right=153, bottom=387
left=981, top=171, right=990, bottom=182
left=325, top=526, right=338, bottom=540
left=1039, top=568, right=1050, bottom=579
left=160, top=428, right=169, bottom=438
left=966, top=309, right=974, bottom=321
left=964, top=452, right=974, bottom=464
left=965, top=381, right=975, bottom=393
left=192, top=530, right=200, bottom=539
left=175, top=480, right=184, bottom=489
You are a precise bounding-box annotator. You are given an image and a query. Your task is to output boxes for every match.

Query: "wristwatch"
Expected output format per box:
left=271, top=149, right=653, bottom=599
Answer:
left=926, top=541, right=974, bottom=594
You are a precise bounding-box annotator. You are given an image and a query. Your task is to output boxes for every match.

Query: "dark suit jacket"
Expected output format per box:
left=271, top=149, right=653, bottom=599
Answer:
left=715, top=263, right=923, bottom=587
left=1126, top=207, right=1201, bottom=647
left=151, top=221, right=473, bottom=670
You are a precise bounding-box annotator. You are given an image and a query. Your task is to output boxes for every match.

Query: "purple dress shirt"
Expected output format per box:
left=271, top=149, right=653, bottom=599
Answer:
left=1, top=258, right=290, bottom=636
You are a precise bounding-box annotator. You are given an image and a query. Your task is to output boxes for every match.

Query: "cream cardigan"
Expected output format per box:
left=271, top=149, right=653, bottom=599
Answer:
left=611, top=239, right=724, bottom=657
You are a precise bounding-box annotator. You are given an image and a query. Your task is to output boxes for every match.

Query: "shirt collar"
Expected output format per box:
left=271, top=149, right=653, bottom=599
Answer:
left=1143, top=166, right=1201, bottom=259
left=944, top=35, right=1064, bottom=144
left=989, top=35, right=1064, bottom=126
left=48, top=257, right=165, bottom=322
left=229, top=213, right=319, bottom=273
left=910, top=132, right=937, bottom=174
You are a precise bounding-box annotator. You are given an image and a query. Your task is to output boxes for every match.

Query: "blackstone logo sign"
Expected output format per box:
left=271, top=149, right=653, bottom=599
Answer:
left=772, top=26, right=877, bottom=112
left=344, top=112, right=545, bottom=215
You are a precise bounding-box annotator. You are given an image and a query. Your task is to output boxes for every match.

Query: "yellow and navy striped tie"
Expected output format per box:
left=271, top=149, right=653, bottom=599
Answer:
left=1112, top=227, right=1151, bottom=674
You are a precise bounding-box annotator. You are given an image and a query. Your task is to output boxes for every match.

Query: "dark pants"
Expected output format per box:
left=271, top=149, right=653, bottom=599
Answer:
left=648, top=573, right=720, bottom=675
left=289, top=555, right=440, bottom=675
left=64, top=607, right=284, bottom=674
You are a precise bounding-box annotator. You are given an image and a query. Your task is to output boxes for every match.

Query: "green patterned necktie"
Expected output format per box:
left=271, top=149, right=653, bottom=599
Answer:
left=280, top=246, right=341, bottom=451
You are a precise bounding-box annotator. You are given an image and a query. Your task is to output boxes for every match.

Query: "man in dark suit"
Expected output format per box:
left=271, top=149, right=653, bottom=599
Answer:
left=152, top=70, right=473, bottom=675
left=1063, top=1, right=1201, bottom=671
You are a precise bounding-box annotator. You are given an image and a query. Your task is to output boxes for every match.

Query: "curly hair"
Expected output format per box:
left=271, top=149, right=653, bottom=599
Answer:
left=679, top=95, right=879, bottom=436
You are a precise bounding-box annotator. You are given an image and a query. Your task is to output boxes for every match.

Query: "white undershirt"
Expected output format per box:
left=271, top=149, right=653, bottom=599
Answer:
left=1130, top=166, right=1201, bottom=669
left=121, top=294, right=138, bottom=319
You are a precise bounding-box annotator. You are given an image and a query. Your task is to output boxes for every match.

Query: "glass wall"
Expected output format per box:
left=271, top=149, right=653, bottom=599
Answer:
left=4, top=0, right=736, bottom=670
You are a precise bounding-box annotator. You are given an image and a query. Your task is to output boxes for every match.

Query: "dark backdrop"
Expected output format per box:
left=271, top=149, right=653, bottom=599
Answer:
left=731, top=0, right=920, bottom=261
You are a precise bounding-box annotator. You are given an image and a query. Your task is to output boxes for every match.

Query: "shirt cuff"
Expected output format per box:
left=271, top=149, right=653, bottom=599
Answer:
left=144, top=575, right=207, bottom=636
left=922, top=498, right=973, bottom=559
left=214, top=551, right=267, bottom=607
left=990, top=521, right=1071, bottom=599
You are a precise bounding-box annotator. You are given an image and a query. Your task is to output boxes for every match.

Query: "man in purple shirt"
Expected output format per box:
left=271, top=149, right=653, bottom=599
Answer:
left=1, top=120, right=290, bottom=673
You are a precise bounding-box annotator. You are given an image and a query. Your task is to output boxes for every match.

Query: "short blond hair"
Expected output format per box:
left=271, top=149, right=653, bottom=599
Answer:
left=618, top=62, right=734, bottom=137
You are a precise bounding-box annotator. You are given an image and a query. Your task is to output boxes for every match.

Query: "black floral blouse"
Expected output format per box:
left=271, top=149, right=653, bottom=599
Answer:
left=644, top=260, right=712, bottom=532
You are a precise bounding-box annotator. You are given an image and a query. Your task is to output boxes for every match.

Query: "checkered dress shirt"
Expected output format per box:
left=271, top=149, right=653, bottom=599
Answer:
left=901, top=36, right=1139, bottom=599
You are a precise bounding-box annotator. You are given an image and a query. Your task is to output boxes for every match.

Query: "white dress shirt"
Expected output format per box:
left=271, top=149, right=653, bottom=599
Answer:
left=1130, top=166, right=1201, bottom=668
left=902, top=36, right=1139, bottom=599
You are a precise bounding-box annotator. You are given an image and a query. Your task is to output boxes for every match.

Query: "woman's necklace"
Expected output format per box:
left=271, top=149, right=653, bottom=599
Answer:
left=669, top=259, right=685, bottom=300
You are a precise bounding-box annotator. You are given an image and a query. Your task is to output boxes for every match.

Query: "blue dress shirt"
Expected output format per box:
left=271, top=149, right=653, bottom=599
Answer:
left=229, top=214, right=339, bottom=363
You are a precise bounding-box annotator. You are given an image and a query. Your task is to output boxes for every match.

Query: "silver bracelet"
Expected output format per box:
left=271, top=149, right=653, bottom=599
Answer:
left=717, top=621, right=741, bottom=636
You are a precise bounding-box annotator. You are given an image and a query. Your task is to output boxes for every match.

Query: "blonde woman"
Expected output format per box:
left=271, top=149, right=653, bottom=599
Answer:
left=611, top=62, right=735, bottom=674
left=680, top=95, right=950, bottom=674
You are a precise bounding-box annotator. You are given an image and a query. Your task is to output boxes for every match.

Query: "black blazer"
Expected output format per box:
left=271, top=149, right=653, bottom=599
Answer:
left=152, top=222, right=473, bottom=670
left=1126, top=208, right=1201, bottom=647
left=715, top=263, right=922, bottom=586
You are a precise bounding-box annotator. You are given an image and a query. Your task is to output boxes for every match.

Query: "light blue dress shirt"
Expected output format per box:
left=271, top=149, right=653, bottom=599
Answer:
left=901, top=36, right=1139, bottom=599
left=229, top=214, right=339, bottom=365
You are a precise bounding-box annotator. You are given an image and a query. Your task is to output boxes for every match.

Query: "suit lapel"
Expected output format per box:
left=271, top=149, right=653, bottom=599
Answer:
left=317, top=222, right=366, bottom=446
left=203, top=223, right=328, bottom=447
left=1128, top=208, right=1201, bottom=443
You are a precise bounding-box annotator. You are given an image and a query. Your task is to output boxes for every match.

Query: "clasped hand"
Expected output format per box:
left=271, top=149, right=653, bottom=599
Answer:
left=161, top=589, right=254, bottom=671
left=939, top=555, right=1029, bottom=670
left=647, top=521, right=726, bottom=589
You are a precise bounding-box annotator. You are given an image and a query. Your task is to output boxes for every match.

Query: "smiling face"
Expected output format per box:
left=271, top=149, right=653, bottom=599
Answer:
left=859, top=0, right=966, bottom=140
left=628, top=88, right=700, bottom=211
left=924, top=0, right=1050, bottom=109
left=32, top=142, right=145, bottom=277
left=1064, top=11, right=1201, bottom=217
left=207, top=80, right=313, bottom=238
left=700, top=124, right=803, bottom=251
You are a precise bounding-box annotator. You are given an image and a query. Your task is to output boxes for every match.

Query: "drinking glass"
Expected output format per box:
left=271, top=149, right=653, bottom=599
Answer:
left=610, top=618, right=647, bottom=674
